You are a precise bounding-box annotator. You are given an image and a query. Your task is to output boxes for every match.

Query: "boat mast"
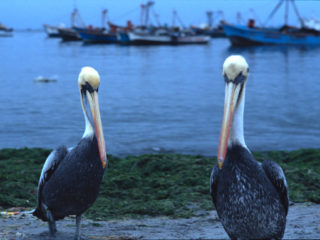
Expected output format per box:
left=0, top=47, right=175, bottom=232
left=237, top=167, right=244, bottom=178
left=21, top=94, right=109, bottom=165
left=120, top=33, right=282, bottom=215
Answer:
left=290, top=0, right=305, bottom=27
left=263, top=0, right=284, bottom=26
left=71, top=9, right=77, bottom=27
left=264, top=0, right=304, bottom=28
left=172, top=10, right=185, bottom=30
left=285, top=0, right=289, bottom=26
left=71, top=8, right=86, bottom=28
left=153, top=11, right=161, bottom=27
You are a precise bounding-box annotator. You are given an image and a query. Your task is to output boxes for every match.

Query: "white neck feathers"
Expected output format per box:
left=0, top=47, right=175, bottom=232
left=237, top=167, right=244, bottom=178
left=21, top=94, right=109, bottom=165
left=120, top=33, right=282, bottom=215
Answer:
left=81, top=95, right=94, bottom=139
left=229, top=89, right=248, bottom=149
left=82, top=112, right=94, bottom=138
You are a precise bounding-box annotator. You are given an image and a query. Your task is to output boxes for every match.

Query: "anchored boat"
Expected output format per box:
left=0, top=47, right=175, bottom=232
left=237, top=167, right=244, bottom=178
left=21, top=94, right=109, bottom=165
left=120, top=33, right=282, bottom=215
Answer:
left=118, top=28, right=210, bottom=45
left=223, top=0, right=320, bottom=46
left=76, top=28, right=118, bottom=44
left=0, top=23, right=13, bottom=37
left=223, top=24, right=320, bottom=46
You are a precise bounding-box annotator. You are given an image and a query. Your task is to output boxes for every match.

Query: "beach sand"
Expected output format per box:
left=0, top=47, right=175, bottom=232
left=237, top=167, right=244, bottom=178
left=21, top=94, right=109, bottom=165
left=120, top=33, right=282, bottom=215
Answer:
left=0, top=203, right=319, bottom=239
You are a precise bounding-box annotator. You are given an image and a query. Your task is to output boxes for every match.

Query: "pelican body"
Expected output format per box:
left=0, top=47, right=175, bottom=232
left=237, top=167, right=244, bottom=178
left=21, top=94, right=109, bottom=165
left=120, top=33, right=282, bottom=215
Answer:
left=210, top=56, right=288, bottom=239
left=33, top=67, right=107, bottom=240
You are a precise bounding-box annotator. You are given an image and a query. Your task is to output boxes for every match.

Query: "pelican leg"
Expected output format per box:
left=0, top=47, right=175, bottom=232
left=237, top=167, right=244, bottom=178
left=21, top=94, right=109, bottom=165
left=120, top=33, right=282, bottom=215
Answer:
left=41, top=203, right=56, bottom=236
left=45, top=207, right=56, bottom=236
left=74, top=215, right=82, bottom=240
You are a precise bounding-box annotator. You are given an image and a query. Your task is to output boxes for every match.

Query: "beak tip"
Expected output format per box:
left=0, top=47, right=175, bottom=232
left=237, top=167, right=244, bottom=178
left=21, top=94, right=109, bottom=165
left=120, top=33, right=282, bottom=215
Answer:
left=101, top=157, right=107, bottom=169
left=218, top=158, right=223, bottom=169
left=102, top=154, right=107, bottom=167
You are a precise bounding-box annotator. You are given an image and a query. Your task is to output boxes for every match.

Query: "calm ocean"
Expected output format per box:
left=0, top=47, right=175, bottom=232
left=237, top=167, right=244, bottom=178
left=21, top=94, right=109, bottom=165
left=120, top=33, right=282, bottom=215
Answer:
left=0, top=31, right=319, bottom=156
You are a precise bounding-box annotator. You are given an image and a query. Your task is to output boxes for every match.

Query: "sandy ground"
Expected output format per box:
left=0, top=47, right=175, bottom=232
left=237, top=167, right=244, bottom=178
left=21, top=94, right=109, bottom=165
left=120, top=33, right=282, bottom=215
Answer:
left=0, top=203, right=319, bottom=240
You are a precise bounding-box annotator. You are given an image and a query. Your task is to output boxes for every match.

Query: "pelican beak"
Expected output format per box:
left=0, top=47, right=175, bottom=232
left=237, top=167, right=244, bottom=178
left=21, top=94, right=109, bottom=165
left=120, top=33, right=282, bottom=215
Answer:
left=86, top=90, right=107, bottom=169
left=217, top=81, right=242, bottom=169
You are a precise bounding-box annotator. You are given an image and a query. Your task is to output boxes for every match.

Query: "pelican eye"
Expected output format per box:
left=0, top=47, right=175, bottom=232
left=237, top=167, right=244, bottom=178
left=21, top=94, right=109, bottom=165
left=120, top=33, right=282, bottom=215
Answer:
left=223, top=74, right=229, bottom=83
left=233, top=72, right=246, bottom=85
left=81, top=82, right=96, bottom=94
left=223, top=72, right=246, bottom=84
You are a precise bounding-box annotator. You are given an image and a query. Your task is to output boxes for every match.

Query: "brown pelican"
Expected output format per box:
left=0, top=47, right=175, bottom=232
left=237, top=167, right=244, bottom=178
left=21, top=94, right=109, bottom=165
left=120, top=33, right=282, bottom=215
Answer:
left=33, top=67, right=107, bottom=240
left=210, top=55, right=289, bottom=239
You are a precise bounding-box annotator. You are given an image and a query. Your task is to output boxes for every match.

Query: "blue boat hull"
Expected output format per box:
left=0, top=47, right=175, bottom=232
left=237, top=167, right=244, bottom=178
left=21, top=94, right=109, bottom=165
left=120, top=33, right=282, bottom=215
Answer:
left=117, top=32, right=130, bottom=44
left=77, top=31, right=118, bottom=44
left=223, top=24, right=320, bottom=46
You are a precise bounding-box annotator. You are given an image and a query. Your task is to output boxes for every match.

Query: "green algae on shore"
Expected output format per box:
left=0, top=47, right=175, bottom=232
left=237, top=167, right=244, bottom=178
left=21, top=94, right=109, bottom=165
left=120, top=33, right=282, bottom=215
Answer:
left=0, top=148, right=319, bottom=220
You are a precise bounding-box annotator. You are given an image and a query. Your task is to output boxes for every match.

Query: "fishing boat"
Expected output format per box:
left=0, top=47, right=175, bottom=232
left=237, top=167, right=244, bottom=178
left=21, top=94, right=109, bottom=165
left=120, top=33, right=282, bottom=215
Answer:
left=118, top=28, right=210, bottom=45
left=74, top=9, right=121, bottom=43
left=223, top=0, right=320, bottom=46
left=222, top=24, right=320, bottom=46
left=58, top=27, right=81, bottom=41
left=58, top=8, right=86, bottom=42
left=43, top=24, right=61, bottom=38
left=119, top=27, right=170, bottom=45
left=0, top=23, right=13, bottom=37
left=117, top=4, right=210, bottom=45
left=44, top=8, right=86, bottom=41
left=76, top=28, right=118, bottom=44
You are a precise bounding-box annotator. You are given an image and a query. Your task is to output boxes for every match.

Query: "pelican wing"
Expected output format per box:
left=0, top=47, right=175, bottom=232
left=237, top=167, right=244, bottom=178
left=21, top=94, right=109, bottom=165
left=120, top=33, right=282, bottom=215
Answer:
left=210, top=165, right=220, bottom=207
left=262, top=159, right=289, bottom=216
left=33, top=146, right=68, bottom=220
left=39, top=146, right=68, bottom=185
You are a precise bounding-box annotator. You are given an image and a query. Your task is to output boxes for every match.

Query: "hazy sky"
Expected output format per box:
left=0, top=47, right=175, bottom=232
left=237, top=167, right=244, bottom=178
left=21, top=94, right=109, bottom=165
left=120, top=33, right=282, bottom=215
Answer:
left=1, top=0, right=319, bottom=29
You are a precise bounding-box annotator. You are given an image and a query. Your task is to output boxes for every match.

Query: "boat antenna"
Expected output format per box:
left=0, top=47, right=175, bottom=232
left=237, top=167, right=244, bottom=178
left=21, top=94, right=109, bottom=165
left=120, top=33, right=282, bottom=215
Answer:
left=207, top=11, right=213, bottom=28
left=172, top=10, right=176, bottom=27
left=236, top=12, right=243, bottom=24
left=140, top=4, right=145, bottom=26
left=152, top=9, right=161, bottom=27
left=263, top=0, right=284, bottom=27
left=144, top=1, right=154, bottom=26
left=217, top=10, right=225, bottom=24
left=101, top=9, right=107, bottom=28
left=172, top=10, right=185, bottom=29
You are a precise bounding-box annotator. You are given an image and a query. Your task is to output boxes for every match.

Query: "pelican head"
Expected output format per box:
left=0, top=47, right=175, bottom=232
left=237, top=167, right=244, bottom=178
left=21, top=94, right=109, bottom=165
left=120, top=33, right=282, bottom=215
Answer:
left=78, top=67, right=100, bottom=91
left=217, top=55, right=249, bottom=169
left=78, top=67, right=107, bottom=169
left=222, top=55, right=249, bottom=83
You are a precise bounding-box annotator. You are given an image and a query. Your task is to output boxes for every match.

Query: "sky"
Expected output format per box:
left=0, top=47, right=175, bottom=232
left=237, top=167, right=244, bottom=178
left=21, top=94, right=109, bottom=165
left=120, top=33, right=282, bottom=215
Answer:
left=1, top=0, right=320, bottom=30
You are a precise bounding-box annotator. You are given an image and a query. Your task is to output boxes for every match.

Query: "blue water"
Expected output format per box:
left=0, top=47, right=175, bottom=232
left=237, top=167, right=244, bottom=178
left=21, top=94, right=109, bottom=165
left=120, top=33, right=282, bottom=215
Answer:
left=0, top=32, right=319, bottom=156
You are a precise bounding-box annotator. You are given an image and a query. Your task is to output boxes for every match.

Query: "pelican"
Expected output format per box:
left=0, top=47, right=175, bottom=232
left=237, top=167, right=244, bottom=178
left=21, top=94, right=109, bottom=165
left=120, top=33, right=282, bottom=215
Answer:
left=33, top=67, right=107, bottom=240
left=210, top=55, right=289, bottom=239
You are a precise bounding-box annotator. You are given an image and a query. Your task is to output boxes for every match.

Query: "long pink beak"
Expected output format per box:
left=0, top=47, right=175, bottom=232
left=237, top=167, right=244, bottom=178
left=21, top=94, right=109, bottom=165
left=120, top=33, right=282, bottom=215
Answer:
left=217, top=82, right=242, bottom=169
